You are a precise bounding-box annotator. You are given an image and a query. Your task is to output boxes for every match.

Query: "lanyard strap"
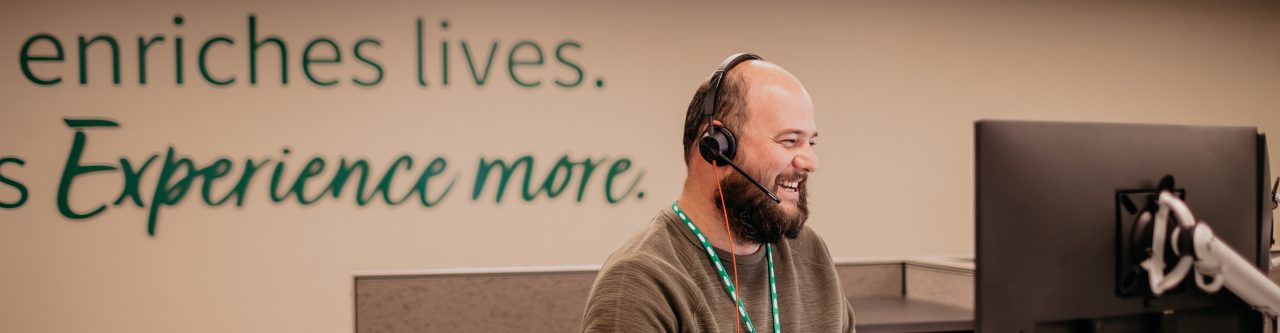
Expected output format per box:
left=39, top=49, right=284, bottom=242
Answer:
left=673, top=201, right=781, bottom=333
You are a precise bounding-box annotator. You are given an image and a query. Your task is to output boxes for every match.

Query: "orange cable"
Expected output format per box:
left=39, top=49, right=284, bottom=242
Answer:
left=712, top=160, right=742, bottom=333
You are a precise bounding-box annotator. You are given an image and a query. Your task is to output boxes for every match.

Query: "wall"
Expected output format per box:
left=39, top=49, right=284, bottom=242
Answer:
left=2, top=0, right=1278, bottom=332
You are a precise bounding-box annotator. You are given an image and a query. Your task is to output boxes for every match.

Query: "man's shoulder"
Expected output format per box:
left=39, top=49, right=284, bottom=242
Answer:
left=598, top=207, right=691, bottom=276
left=585, top=207, right=699, bottom=313
left=582, top=209, right=693, bottom=332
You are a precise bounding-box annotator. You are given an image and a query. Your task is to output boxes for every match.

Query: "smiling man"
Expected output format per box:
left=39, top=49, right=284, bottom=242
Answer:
left=581, top=54, right=856, bottom=333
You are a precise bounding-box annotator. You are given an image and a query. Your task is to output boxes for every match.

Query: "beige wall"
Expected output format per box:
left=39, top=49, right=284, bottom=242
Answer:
left=2, top=0, right=1278, bottom=332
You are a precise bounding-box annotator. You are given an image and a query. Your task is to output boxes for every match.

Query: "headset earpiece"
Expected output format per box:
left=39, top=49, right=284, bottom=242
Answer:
left=699, top=124, right=737, bottom=165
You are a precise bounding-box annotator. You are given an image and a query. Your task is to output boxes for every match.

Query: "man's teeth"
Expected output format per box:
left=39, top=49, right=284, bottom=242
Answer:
left=778, top=180, right=800, bottom=192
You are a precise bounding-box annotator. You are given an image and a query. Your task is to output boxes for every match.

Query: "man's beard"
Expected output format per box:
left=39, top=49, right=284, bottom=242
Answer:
left=711, top=168, right=809, bottom=245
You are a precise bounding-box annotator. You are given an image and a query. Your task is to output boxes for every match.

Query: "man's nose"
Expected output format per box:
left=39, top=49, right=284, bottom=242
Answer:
left=794, top=146, right=819, bottom=173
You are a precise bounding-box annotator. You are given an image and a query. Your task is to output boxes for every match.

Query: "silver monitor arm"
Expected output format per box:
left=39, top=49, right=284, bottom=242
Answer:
left=1139, top=191, right=1280, bottom=318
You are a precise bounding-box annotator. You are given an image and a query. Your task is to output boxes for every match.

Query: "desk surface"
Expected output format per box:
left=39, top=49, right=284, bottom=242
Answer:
left=850, top=296, right=973, bottom=333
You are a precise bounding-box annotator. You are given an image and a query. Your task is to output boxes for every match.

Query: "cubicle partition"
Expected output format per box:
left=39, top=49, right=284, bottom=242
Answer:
left=355, top=258, right=975, bottom=332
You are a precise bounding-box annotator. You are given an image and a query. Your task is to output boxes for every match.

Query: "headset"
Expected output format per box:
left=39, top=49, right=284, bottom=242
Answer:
left=698, top=53, right=782, bottom=204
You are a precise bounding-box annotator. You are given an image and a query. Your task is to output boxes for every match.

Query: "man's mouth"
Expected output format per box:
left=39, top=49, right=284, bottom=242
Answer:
left=777, top=177, right=803, bottom=193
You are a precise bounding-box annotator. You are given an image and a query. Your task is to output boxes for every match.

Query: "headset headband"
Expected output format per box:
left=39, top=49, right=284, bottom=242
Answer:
left=703, top=53, right=763, bottom=120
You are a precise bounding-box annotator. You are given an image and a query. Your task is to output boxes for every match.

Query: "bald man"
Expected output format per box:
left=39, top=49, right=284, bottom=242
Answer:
left=581, top=54, right=856, bottom=333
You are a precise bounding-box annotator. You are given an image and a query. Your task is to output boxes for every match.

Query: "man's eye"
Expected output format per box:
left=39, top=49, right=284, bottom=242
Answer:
left=780, top=139, right=797, bottom=145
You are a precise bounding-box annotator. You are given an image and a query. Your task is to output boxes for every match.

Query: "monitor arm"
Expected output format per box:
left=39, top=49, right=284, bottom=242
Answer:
left=1138, top=190, right=1280, bottom=318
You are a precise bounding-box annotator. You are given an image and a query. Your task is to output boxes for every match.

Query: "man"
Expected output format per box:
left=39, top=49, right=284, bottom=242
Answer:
left=581, top=54, right=856, bottom=332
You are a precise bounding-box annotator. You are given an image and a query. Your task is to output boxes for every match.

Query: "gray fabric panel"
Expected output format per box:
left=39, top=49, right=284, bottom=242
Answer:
left=356, top=271, right=598, bottom=333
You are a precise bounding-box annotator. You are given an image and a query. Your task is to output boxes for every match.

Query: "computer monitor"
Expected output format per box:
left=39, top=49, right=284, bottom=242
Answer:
left=976, top=120, right=1273, bottom=332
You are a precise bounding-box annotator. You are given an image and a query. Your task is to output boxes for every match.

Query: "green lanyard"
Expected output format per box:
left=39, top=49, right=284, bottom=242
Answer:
left=673, top=201, right=781, bottom=333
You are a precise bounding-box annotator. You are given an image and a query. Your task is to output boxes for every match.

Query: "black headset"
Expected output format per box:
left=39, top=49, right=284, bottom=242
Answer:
left=698, top=53, right=761, bottom=166
left=697, top=53, right=781, bottom=203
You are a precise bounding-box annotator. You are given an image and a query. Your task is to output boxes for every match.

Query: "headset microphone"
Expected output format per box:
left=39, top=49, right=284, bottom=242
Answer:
left=711, top=147, right=778, bottom=202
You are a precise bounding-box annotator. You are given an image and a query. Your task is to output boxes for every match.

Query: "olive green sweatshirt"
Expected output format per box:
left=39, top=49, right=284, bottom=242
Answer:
left=582, top=206, right=857, bottom=332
